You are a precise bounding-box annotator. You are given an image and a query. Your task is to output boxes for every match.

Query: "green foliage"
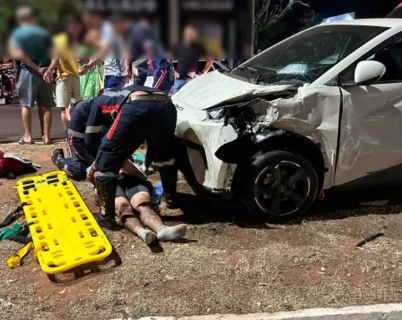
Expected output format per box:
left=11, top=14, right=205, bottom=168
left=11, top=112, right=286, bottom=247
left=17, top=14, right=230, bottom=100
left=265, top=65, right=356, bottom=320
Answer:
left=0, top=0, right=78, bottom=44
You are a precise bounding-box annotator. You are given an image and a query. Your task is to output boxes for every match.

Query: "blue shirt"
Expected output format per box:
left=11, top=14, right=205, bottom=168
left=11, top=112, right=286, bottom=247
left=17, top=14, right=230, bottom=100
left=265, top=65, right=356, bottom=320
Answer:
left=11, top=24, right=52, bottom=69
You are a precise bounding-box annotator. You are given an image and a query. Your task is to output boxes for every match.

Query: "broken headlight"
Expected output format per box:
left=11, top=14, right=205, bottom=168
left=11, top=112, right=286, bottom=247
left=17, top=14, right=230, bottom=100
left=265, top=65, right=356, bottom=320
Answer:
left=207, top=102, right=257, bottom=134
left=208, top=108, right=226, bottom=120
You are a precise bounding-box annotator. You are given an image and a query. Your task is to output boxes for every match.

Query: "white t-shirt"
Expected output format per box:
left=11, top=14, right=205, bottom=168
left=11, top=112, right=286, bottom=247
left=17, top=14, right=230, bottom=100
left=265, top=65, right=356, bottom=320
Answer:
left=101, top=22, right=128, bottom=77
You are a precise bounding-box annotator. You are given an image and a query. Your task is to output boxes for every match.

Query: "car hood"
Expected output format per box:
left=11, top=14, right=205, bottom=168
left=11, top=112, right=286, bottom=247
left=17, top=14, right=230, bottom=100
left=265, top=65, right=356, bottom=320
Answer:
left=172, top=70, right=295, bottom=110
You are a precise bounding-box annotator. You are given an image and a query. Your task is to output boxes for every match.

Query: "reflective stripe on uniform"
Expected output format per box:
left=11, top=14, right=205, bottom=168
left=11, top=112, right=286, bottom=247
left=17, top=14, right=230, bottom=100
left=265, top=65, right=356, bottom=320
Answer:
left=67, top=129, right=85, bottom=139
left=102, top=89, right=132, bottom=98
left=85, top=126, right=103, bottom=133
left=94, top=171, right=119, bottom=178
left=152, top=159, right=175, bottom=167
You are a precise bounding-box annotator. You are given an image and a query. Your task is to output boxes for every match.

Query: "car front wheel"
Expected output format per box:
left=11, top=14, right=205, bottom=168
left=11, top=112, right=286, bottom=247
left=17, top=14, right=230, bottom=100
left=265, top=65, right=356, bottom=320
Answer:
left=241, top=150, right=319, bottom=221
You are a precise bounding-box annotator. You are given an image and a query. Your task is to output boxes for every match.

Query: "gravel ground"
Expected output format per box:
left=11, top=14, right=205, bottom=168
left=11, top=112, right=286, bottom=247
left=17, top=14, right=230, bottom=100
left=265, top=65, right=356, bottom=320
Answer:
left=1, top=143, right=402, bottom=320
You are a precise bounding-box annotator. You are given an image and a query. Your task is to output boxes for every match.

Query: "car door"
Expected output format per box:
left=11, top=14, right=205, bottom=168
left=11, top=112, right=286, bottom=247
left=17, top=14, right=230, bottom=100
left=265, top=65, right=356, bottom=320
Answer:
left=335, top=36, right=402, bottom=187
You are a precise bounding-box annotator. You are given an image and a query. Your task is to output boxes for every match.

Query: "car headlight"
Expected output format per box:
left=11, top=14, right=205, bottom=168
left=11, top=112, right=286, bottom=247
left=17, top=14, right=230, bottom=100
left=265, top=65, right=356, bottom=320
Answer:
left=207, top=108, right=226, bottom=120
left=207, top=102, right=250, bottom=121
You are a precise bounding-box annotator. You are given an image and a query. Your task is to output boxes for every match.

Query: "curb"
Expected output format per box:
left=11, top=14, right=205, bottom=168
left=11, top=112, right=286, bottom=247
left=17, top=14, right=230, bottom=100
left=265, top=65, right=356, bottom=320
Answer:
left=109, top=303, right=402, bottom=320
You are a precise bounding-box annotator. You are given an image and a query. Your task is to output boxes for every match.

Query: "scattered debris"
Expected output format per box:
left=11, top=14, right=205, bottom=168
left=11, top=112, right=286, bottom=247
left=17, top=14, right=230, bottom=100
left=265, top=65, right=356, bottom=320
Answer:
left=356, top=232, right=386, bottom=248
left=5, top=279, right=18, bottom=283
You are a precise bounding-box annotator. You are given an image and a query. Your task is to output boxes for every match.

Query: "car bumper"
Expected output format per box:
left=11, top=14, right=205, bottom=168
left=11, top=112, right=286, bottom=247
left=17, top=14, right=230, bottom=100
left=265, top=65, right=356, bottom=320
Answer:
left=175, top=112, right=239, bottom=192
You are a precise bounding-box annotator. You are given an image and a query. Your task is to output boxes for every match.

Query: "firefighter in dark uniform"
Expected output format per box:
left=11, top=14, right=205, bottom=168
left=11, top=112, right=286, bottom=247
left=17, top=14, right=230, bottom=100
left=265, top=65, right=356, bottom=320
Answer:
left=89, top=89, right=178, bottom=230
left=52, top=85, right=161, bottom=180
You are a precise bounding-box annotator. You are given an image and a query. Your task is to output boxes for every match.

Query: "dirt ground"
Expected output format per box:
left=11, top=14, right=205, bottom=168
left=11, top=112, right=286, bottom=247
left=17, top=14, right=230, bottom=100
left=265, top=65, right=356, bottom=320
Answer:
left=1, top=143, right=402, bottom=320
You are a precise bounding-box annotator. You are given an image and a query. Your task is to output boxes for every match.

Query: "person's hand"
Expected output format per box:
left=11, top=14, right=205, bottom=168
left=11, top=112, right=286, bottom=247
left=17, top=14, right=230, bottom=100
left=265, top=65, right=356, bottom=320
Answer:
left=38, top=67, right=48, bottom=77
left=87, top=165, right=96, bottom=185
left=174, top=71, right=180, bottom=79
left=79, top=64, right=91, bottom=76
left=43, top=69, right=53, bottom=83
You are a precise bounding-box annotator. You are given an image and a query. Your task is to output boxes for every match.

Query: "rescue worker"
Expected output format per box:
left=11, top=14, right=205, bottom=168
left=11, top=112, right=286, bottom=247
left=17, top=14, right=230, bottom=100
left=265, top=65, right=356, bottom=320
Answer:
left=387, top=2, right=402, bottom=18
left=115, top=174, right=187, bottom=244
left=89, top=89, right=178, bottom=230
left=52, top=85, right=162, bottom=180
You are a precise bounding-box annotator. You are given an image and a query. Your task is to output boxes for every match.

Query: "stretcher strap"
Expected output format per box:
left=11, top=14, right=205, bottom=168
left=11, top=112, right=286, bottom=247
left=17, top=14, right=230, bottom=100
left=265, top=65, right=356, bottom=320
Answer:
left=0, top=203, right=27, bottom=228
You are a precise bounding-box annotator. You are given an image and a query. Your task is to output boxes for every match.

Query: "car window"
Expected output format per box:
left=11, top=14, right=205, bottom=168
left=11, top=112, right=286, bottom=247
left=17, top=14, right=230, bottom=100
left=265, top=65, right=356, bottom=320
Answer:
left=342, top=37, right=402, bottom=84
left=233, top=25, right=387, bottom=87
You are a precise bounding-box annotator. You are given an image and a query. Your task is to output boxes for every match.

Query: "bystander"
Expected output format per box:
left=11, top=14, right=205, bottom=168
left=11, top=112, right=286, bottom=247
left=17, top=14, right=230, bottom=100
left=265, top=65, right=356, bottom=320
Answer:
left=8, top=7, right=56, bottom=144
left=171, top=26, right=213, bottom=94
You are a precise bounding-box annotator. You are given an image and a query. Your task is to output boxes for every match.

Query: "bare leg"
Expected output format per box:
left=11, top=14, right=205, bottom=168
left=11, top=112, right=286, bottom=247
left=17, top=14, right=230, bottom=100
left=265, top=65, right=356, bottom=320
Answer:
left=37, top=106, right=44, bottom=137
left=115, top=197, right=156, bottom=244
left=60, top=105, right=71, bottom=130
left=131, top=192, right=187, bottom=241
left=21, top=107, right=32, bottom=142
left=39, top=106, right=52, bottom=144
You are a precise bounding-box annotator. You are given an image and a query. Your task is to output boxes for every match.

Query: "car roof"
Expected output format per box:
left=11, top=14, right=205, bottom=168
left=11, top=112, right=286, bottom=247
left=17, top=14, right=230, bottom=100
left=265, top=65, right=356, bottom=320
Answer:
left=324, top=18, right=402, bottom=28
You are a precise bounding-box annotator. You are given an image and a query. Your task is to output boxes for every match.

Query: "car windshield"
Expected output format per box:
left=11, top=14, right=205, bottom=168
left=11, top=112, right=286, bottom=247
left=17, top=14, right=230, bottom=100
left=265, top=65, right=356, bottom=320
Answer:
left=232, top=25, right=388, bottom=87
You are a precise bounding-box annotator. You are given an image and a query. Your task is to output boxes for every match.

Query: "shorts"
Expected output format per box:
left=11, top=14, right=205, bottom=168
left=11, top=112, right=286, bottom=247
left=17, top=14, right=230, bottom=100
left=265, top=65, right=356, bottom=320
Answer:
left=17, top=68, right=55, bottom=108
left=116, top=175, right=153, bottom=200
left=56, top=76, right=81, bottom=108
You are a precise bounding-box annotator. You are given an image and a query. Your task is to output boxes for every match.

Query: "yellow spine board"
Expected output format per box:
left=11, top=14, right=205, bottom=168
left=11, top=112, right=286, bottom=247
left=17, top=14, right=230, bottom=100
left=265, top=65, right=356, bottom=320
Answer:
left=16, top=171, right=112, bottom=274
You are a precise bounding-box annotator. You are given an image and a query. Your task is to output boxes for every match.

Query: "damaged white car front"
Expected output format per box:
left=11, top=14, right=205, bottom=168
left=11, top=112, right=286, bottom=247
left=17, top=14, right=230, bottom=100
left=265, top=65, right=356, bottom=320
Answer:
left=173, top=20, right=400, bottom=220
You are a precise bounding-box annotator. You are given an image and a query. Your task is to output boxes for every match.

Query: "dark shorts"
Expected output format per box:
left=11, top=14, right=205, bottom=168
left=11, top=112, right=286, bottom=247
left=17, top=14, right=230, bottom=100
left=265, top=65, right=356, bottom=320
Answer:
left=17, top=68, right=55, bottom=108
left=116, top=175, right=153, bottom=200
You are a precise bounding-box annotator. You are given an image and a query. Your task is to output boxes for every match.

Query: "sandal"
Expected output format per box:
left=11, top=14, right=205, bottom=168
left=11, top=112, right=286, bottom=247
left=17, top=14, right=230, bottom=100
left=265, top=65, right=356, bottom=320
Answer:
left=18, top=137, right=34, bottom=145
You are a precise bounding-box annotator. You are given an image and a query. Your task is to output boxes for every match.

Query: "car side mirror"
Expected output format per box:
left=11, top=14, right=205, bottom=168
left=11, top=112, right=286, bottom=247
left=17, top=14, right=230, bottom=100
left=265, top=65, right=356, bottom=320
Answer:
left=354, top=60, right=386, bottom=85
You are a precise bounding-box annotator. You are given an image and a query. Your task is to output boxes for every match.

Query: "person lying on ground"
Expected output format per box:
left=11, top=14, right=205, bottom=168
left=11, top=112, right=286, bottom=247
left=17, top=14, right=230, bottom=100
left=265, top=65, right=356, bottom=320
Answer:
left=115, top=173, right=187, bottom=244
left=52, top=84, right=163, bottom=181
left=88, top=88, right=178, bottom=229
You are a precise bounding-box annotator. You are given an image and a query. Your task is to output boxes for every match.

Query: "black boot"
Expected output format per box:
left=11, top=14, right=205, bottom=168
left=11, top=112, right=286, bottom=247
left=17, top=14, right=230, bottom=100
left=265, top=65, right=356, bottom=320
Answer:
left=95, top=180, right=118, bottom=230
left=164, top=192, right=179, bottom=209
left=159, top=165, right=179, bottom=209
left=51, top=149, right=65, bottom=170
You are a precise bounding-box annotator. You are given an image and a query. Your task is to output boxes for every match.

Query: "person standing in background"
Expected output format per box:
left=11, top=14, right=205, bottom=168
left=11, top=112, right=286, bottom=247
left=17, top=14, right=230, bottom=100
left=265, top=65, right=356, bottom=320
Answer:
left=128, top=19, right=174, bottom=94
left=53, top=16, right=83, bottom=129
left=77, top=28, right=104, bottom=99
left=171, top=26, right=213, bottom=94
left=79, top=10, right=128, bottom=91
left=9, top=7, right=56, bottom=145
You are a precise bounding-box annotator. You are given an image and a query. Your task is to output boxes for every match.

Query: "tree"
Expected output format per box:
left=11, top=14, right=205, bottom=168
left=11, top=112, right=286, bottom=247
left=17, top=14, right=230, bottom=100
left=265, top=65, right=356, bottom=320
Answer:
left=254, top=0, right=310, bottom=49
left=0, top=0, right=78, bottom=46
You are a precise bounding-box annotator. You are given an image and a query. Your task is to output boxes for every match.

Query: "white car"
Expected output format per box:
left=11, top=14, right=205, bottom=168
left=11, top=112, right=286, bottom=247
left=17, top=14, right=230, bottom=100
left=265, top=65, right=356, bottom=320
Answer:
left=172, top=19, right=402, bottom=221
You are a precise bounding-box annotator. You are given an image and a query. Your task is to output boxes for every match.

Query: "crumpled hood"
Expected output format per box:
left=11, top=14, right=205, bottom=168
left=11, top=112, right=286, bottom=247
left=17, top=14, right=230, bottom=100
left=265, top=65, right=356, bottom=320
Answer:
left=172, top=70, right=294, bottom=110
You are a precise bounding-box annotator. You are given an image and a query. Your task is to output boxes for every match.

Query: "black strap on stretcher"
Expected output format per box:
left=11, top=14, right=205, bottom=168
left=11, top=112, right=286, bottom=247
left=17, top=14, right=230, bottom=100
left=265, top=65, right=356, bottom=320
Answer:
left=0, top=202, right=32, bottom=244
left=0, top=202, right=28, bottom=228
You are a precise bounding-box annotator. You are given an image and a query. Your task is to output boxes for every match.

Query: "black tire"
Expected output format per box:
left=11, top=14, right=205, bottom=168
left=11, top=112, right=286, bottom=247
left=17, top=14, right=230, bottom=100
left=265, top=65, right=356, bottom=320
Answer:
left=241, top=150, right=319, bottom=222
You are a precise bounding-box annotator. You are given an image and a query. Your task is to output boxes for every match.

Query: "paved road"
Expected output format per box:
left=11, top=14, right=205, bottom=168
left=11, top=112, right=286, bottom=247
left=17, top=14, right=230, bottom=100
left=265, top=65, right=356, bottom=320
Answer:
left=0, top=105, right=65, bottom=143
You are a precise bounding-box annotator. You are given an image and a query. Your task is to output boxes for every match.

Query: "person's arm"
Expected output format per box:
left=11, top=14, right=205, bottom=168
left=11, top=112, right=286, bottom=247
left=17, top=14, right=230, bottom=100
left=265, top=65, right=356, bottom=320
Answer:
left=199, top=44, right=213, bottom=74
left=79, top=26, right=112, bottom=76
left=202, top=53, right=213, bottom=74
left=68, top=135, right=95, bottom=166
left=8, top=40, right=44, bottom=76
left=84, top=104, right=104, bottom=153
left=43, top=46, right=58, bottom=83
